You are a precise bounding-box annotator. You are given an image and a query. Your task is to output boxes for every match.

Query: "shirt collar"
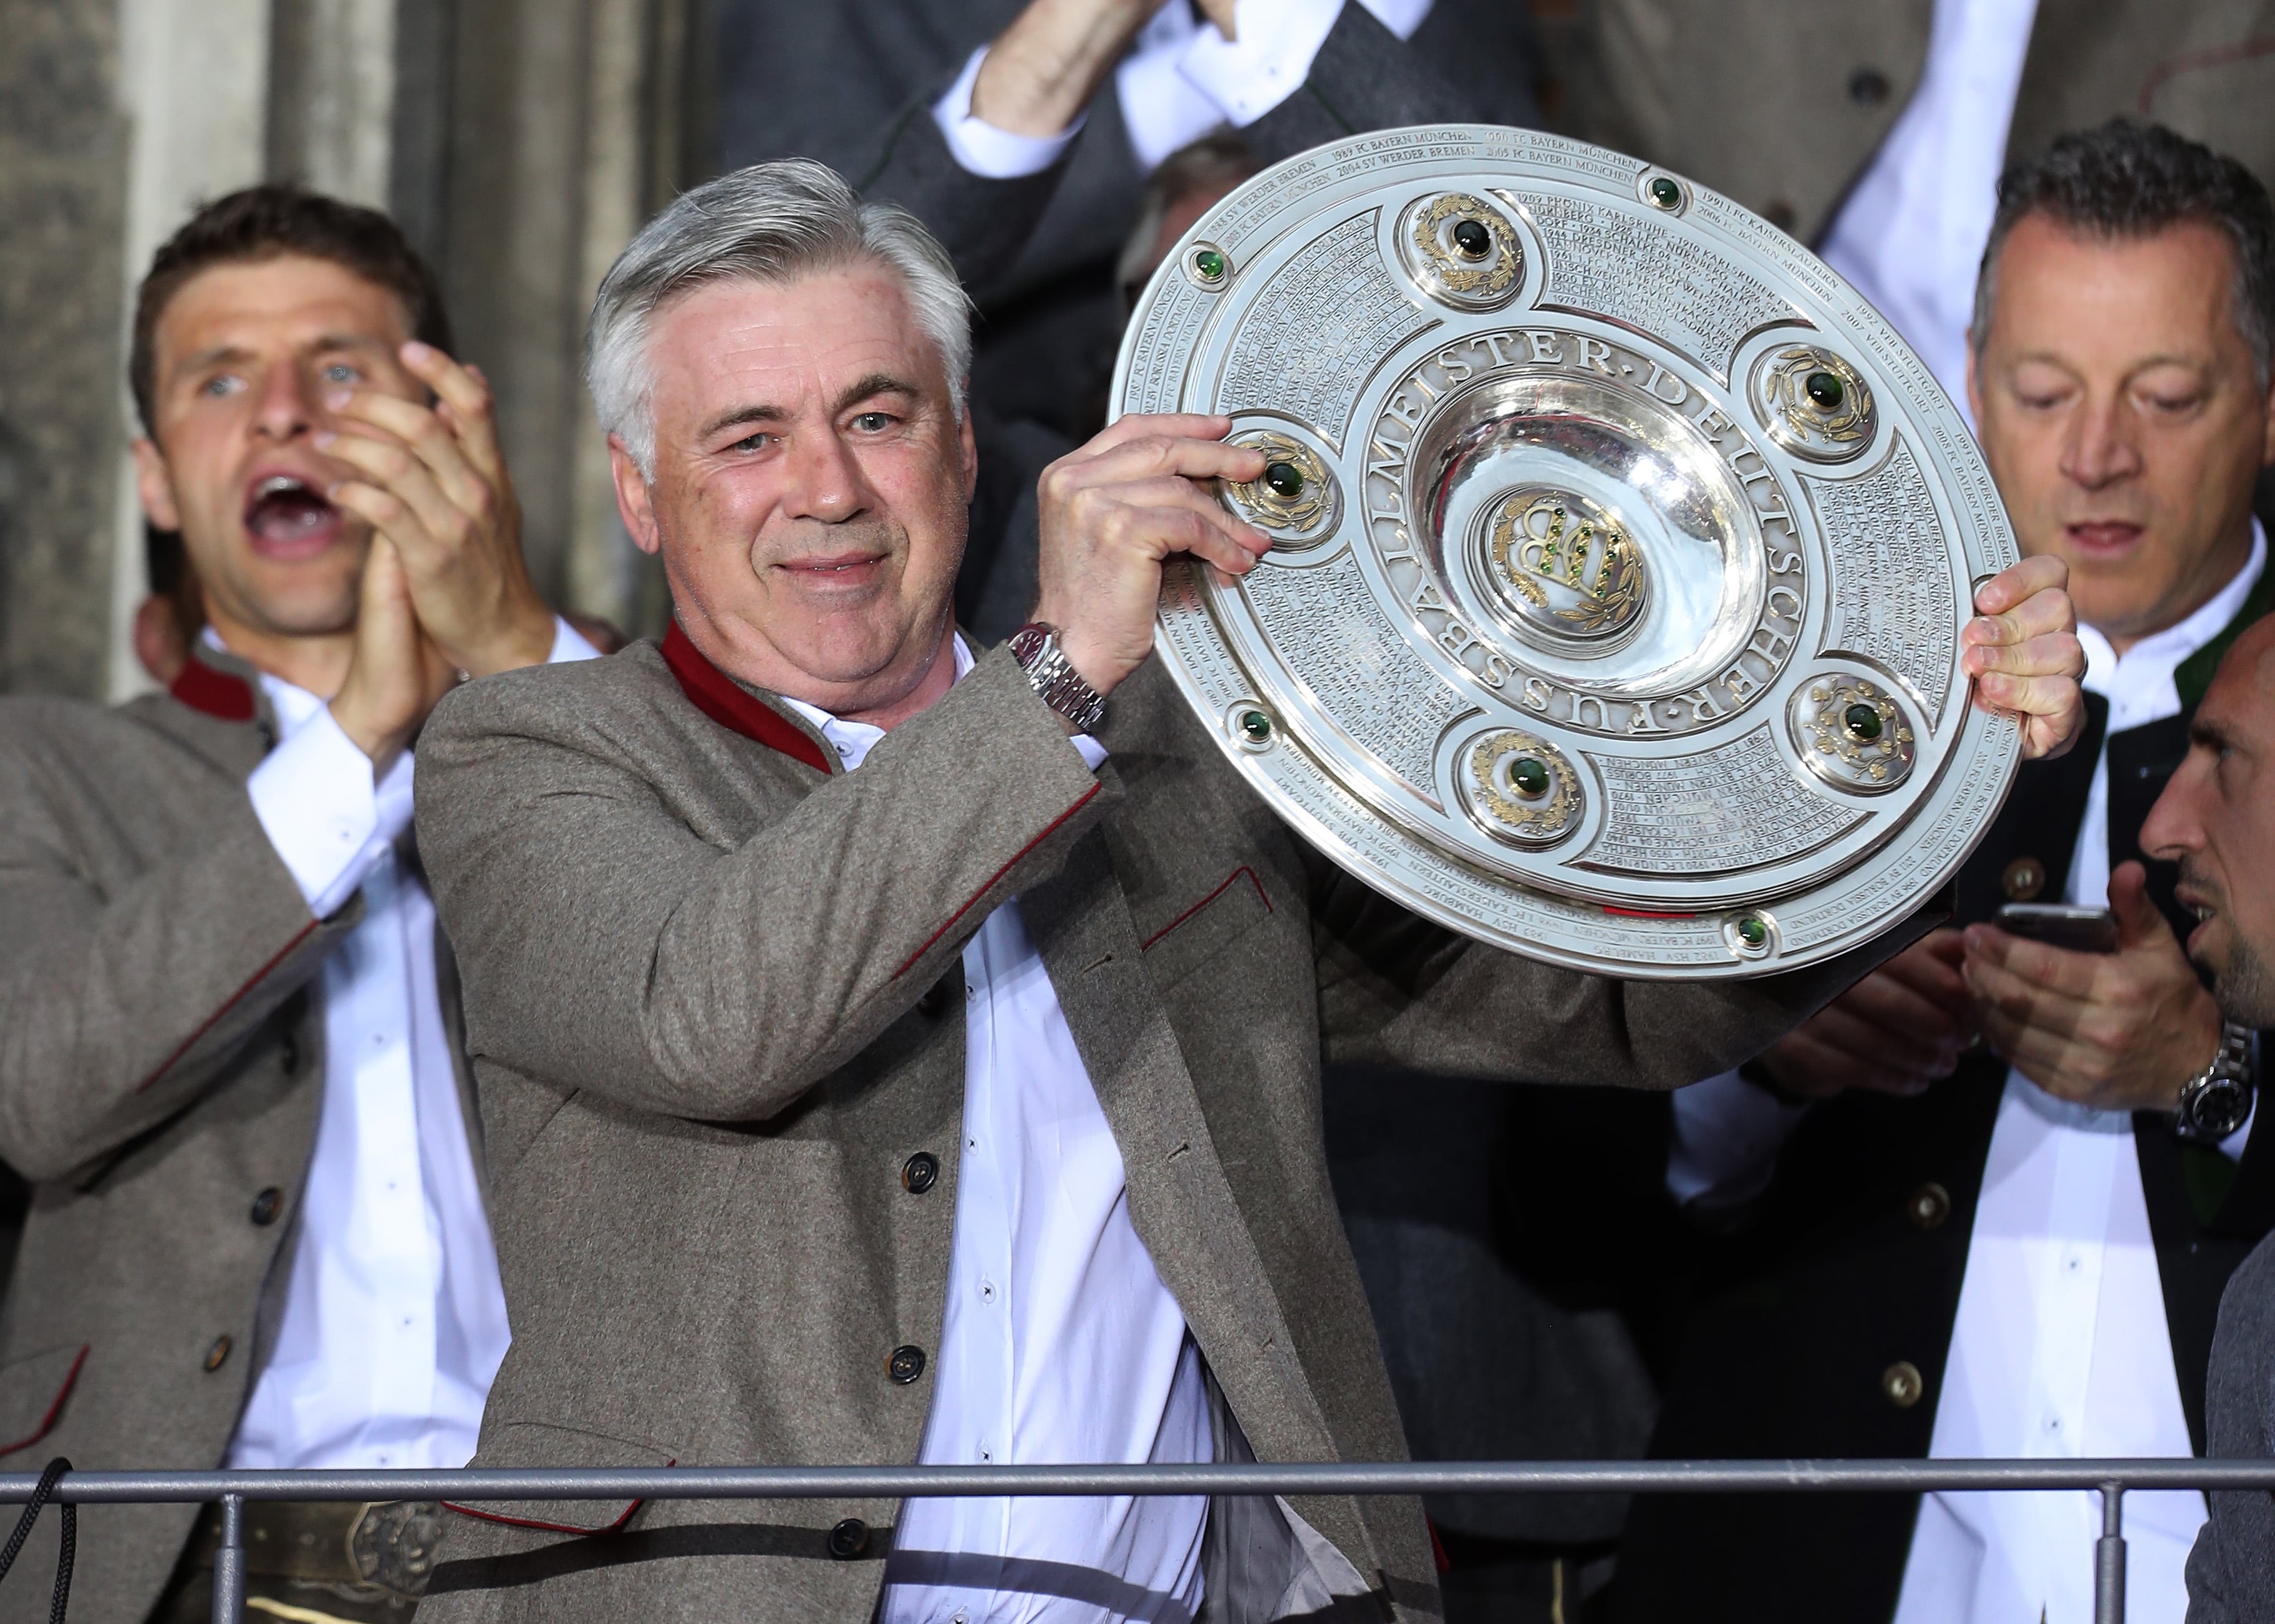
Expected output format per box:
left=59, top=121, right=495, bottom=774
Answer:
left=201, top=626, right=329, bottom=738
left=778, top=634, right=975, bottom=773
left=2075, top=518, right=2265, bottom=730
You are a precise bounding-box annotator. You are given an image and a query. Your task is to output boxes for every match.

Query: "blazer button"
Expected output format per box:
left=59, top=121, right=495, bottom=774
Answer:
left=827, top=1517, right=869, bottom=1559
left=1847, top=66, right=1891, bottom=105
left=280, top=1037, right=300, bottom=1073
left=249, top=1187, right=284, bottom=1227
left=915, top=975, right=957, bottom=1018
left=888, top=1345, right=927, bottom=1384
left=205, top=1335, right=233, bottom=1373
left=1906, top=1182, right=1950, bottom=1230
left=902, top=1153, right=940, bottom=1194
left=2002, top=856, right=2046, bottom=901
left=1882, top=1360, right=1924, bottom=1408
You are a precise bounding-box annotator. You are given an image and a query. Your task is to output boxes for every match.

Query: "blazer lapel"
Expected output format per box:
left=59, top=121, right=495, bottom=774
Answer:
left=1018, top=817, right=1341, bottom=1468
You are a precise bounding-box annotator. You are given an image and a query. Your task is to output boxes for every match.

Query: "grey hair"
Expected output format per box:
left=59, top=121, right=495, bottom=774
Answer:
left=587, top=158, right=975, bottom=476
left=1974, top=120, right=2274, bottom=388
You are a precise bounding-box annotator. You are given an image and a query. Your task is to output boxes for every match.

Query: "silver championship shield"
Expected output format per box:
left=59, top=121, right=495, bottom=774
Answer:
left=1112, top=126, right=2022, bottom=979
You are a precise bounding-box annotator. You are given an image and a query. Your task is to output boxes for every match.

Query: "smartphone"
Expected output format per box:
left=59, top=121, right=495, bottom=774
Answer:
left=1996, top=902, right=2118, bottom=954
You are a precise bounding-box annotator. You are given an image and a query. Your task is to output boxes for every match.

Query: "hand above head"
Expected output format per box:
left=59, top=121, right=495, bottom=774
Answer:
left=1033, top=413, right=1270, bottom=697
left=971, top=0, right=1171, bottom=138
left=326, top=536, right=460, bottom=772
left=1963, top=553, right=2085, bottom=760
left=1962, top=861, right=2226, bottom=1113
left=317, top=341, right=557, bottom=680
left=1752, top=928, right=1977, bottom=1100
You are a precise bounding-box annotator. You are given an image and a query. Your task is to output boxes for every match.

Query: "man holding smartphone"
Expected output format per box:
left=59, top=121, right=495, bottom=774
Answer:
left=1620, top=120, right=2274, bottom=1624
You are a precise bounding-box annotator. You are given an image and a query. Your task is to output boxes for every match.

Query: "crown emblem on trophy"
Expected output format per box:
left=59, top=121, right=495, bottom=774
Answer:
left=1485, top=491, right=1648, bottom=645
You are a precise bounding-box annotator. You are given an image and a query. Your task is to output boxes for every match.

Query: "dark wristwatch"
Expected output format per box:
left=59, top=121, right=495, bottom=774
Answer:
left=2175, top=1021, right=2256, bottom=1143
left=1009, top=622, right=1107, bottom=734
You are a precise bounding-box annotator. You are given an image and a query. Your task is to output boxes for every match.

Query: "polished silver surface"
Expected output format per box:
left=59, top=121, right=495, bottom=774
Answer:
left=1113, top=126, right=2022, bottom=977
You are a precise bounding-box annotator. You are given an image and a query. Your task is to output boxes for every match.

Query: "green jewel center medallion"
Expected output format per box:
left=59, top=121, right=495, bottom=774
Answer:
left=1192, top=247, right=1225, bottom=280
left=1805, top=369, right=1845, bottom=410
left=1263, top=461, right=1305, bottom=499
left=1843, top=702, right=1883, bottom=742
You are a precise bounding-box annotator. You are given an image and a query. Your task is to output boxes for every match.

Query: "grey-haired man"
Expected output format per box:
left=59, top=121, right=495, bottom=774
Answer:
left=407, top=158, right=2082, bottom=1623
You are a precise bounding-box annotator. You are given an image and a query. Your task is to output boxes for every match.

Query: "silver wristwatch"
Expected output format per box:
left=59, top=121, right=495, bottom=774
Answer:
left=2175, top=1021, right=2257, bottom=1143
left=1009, top=622, right=1106, bottom=734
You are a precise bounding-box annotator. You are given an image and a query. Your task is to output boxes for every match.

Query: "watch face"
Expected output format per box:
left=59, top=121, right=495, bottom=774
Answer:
left=2185, top=1079, right=2254, bottom=1141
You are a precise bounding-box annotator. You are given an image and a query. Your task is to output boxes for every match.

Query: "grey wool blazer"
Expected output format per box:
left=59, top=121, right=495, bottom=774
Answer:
left=407, top=624, right=1913, bottom=1624
left=0, top=643, right=488, bottom=1624
left=2188, top=1230, right=2275, bottom=1623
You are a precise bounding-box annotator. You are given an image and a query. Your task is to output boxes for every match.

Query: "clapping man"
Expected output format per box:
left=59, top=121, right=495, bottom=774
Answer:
left=405, top=158, right=2080, bottom=1623
left=0, top=187, right=600, bottom=1623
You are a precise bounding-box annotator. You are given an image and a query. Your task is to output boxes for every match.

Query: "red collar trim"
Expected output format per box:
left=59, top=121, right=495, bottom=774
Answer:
left=660, top=621, right=834, bottom=775
left=170, top=655, right=258, bottom=723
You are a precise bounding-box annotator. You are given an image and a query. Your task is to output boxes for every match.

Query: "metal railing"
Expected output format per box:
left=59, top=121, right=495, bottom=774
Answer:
left=9, top=1457, right=2275, bottom=1624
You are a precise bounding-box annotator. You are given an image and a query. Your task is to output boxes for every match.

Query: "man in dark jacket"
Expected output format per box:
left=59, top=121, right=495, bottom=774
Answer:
left=1621, top=122, right=2275, bottom=1624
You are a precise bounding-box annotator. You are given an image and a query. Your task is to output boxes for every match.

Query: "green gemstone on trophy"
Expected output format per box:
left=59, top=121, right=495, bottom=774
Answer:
left=1192, top=247, right=1225, bottom=279
left=1805, top=369, right=1845, bottom=410
left=1263, top=461, right=1304, bottom=499
left=1509, top=756, right=1550, bottom=798
left=1451, top=218, right=1491, bottom=258
left=1736, top=915, right=1768, bottom=948
left=1649, top=176, right=1681, bottom=208
left=1240, top=709, right=1272, bottom=742
left=1843, top=702, right=1883, bottom=742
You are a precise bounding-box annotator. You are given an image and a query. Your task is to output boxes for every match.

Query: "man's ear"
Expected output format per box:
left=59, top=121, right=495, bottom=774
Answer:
left=609, top=436, right=662, bottom=556
left=959, top=391, right=978, bottom=504
left=132, top=436, right=182, bottom=533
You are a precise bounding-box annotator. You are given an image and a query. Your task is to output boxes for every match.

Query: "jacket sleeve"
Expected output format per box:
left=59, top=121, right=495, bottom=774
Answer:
left=1240, top=1, right=1542, bottom=166
left=1310, top=854, right=1933, bottom=1090
left=412, top=648, right=1106, bottom=1125
left=0, top=738, right=348, bottom=1181
left=856, top=97, right=1073, bottom=294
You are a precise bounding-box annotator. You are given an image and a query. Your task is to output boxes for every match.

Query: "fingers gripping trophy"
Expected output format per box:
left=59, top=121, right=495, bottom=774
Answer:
left=1113, top=127, right=2080, bottom=977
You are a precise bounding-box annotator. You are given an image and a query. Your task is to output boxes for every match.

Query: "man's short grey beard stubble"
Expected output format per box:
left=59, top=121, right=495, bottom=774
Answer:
left=2215, top=939, right=2275, bottom=1030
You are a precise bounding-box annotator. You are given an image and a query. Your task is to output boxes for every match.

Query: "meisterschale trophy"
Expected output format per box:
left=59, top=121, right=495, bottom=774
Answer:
left=1113, top=125, right=2022, bottom=979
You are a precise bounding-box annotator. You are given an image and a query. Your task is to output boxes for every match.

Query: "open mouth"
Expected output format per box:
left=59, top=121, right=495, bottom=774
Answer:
left=243, top=474, right=344, bottom=556
left=2062, top=521, right=2145, bottom=555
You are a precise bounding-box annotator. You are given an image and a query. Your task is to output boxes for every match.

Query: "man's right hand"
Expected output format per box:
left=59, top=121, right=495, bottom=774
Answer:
left=1754, top=929, right=1978, bottom=1100
left=1035, top=414, right=1270, bottom=697
left=972, top=0, right=1168, bottom=138
left=327, top=536, right=457, bottom=773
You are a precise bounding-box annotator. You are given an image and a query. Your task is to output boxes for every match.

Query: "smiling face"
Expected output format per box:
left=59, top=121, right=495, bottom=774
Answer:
left=1969, top=214, right=2275, bottom=649
left=134, top=254, right=422, bottom=645
left=611, top=263, right=976, bottom=722
left=2145, top=619, right=2275, bottom=1026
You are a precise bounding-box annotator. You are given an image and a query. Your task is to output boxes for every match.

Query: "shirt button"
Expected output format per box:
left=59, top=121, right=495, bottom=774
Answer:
left=2002, top=856, right=2046, bottom=901
left=826, top=1517, right=869, bottom=1559
left=249, top=1187, right=284, bottom=1227
left=204, top=1335, right=233, bottom=1372
left=901, top=1153, right=939, bottom=1194
left=887, top=1345, right=927, bottom=1385
left=977, top=1278, right=998, bottom=1304
left=1881, top=1360, right=1923, bottom=1409
left=1905, top=1182, right=1949, bottom=1230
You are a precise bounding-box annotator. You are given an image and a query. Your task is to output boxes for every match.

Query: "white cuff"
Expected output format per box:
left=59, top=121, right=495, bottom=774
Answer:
left=246, top=707, right=415, bottom=919
left=932, top=44, right=1084, bottom=180
left=548, top=614, right=604, bottom=664
left=1071, top=735, right=1108, bottom=771
left=1177, top=0, right=1346, bottom=128
left=1666, top=1066, right=1810, bottom=1210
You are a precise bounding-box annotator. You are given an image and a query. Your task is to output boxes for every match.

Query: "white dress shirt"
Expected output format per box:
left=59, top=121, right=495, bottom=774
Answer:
left=780, top=641, right=1212, bottom=1624
left=1817, top=0, right=2040, bottom=415
left=225, top=617, right=600, bottom=1471
left=1891, top=524, right=2266, bottom=1624
left=932, top=0, right=1433, bottom=179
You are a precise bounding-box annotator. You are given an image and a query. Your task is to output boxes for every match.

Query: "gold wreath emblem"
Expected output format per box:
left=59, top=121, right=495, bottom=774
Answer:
left=1766, top=347, right=1873, bottom=447
left=1489, top=495, right=1646, bottom=637
left=1409, top=194, right=1521, bottom=299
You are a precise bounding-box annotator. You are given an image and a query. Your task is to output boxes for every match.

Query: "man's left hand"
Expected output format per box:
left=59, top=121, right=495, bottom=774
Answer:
left=1963, top=861, right=2224, bottom=1112
left=1964, top=553, right=2085, bottom=760
left=319, top=341, right=556, bottom=678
